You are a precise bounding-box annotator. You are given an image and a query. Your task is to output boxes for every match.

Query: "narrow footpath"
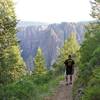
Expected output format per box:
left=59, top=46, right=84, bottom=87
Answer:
left=44, top=70, right=77, bottom=100
left=44, top=80, right=73, bottom=100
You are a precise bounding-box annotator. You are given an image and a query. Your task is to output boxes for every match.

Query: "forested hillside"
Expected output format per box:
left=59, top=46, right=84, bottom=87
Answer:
left=0, top=0, right=100, bottom=100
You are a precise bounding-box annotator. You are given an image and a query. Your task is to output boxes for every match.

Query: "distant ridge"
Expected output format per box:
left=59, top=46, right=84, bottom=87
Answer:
left=17, top=21, right=86, bottom=70
left=17, top=21, right=48, bottom=27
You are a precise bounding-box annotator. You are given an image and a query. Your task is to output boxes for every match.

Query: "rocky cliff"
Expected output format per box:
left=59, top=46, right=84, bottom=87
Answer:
left=17, top=21, right=85, bottom=70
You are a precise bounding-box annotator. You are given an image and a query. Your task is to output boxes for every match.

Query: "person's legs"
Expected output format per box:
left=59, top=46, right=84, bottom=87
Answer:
left=69, top=67, right=73, bottom=84
left=66, top=75, right=68, bottom=82
left=66, top=75, right=69, bottom=85
left=66, top=68, right=69, bottom=84
left=70, top=75, right=72, bottom=84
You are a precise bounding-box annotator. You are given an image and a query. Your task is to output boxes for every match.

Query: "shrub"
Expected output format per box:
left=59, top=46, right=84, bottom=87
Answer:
left=0, top=79, right=38, bottom=100
left=32, top=70, right=54, bottom=85
left=82, top=67, right=100, bottom=100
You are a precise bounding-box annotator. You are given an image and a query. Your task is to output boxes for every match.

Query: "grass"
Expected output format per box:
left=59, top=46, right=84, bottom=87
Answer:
left=37, top=75, right=64, bottom=100
left=0, top=73, right=64, bottom=100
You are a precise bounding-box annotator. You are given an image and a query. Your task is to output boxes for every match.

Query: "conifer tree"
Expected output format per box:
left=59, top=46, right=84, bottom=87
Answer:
left=66, top=32, right=80, bottom=54
left=34, top=48, right=47, bottom=74
left=0, top=0, right=26, bottom=84
left=80, top=0, right=100, bottom=65
left=58, top=32, right=79, bottom=63
left=73, top=1, right=100, bottom=99
left=54, top=32, right=80, bottom=73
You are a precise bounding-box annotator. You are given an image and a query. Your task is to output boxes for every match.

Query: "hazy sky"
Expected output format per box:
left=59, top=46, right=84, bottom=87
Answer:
left=14, top=0, right=94, bottom=23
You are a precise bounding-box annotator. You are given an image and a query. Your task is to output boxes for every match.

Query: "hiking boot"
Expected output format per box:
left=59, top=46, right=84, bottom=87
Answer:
left=66, top=82, right=69, bottom=85
left=69, top=82, right=72, bottom=85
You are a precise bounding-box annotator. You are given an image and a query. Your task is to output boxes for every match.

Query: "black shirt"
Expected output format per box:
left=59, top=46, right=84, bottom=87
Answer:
left=64, top=58, right=75, bottom=67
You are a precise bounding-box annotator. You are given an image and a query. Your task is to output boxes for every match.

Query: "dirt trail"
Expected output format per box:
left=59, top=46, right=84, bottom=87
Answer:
left=44, top=69, right=77, bottom=100
left=44, top=80, right=73, bottom=100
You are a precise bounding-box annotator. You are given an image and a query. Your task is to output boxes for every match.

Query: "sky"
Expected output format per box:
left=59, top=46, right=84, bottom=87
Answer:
left=14, top=0, right=94, bottom=23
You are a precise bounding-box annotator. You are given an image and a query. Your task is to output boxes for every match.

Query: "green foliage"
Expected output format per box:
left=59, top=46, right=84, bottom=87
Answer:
left=66, top=32, right=80, bottom=54
left=96, top=0, right=100, bottom=2
left=83, top=86, right=100, bottom=100
left=0, top=77, right=38, bottom=100
left=60, top=32, right=80, bottom=61
left=0, top=46, right=26, bottom=84
left=82, top=67, right=100, bottom=100
left=91, top=0, right=100, bottom=19
left=0, top=0, right=26, bottom=85
left=32, top=70, right=54, bottom=85
left=0, top=70, right=63, bottom=100
left=33, top=48, right=47, bottom=74
left=73, top=0, right=100, bottom=99
left=54, top=32, right=80, bottom=74
left=0, top=0, right=17, bottom=52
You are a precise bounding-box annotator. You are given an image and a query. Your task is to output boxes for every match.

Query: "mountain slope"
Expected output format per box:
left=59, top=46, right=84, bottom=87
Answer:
left=17, top=22, right=85, bottom=70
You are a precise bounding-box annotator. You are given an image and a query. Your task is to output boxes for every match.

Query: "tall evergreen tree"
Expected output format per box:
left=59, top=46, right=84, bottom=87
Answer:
left=33, top=48, right=47, bottom=74
left=80, top=0, right=100, bottom=65
left=0, top=0, right=26, bottom=84
left=91, top=0, right=100, bottom=20
left=58, top=32, right=79, bottom=63
left=54, top=32, right=80, bottom=73
left=66, top=32, right=80, bottom=54
left=73, top=1, right=100, bottom=100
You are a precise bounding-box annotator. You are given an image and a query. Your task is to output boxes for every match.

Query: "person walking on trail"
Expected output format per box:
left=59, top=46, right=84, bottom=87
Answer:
left=64, top=55, right=75, bottom=85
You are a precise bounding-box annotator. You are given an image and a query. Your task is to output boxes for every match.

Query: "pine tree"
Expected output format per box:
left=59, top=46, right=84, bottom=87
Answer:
left=73, top=1, right=100, bottom=99
left=58, top=32, right=79, bottom=63
left=0, top=0, right=26, bottom=85
left=66, top=32, right=80, bottom=54
left=0, top=0, right=16, bottom=51
left=90, top=0, right=100, bottom=20
left=54, top=32, right=80, bottom=73
left=80, top=0, right=100, bottom=65
left=33, top=48, right=47, bottom=74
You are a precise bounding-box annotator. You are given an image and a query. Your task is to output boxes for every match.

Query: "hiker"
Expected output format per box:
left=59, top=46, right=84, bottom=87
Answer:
left=64, top=55, right=75, bottom=85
